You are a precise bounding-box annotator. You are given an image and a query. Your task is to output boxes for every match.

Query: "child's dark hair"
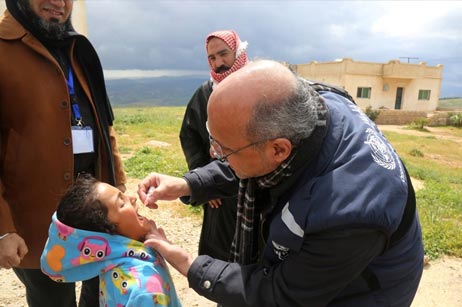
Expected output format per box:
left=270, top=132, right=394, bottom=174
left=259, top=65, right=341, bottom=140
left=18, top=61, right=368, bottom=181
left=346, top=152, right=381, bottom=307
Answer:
left=57, top=173, right=117, bottom=234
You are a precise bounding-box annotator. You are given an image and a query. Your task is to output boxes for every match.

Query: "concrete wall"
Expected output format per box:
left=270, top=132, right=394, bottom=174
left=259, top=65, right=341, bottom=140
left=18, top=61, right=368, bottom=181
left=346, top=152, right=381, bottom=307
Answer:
left=373, top=110, right=462, bottom=126
left=293, top=58, right=443, bottom=112
left=0, top=0, right=87, bottom=36
left=72, top=0, right=87, bottom=36
left=374, top=110, right=428, bottom=125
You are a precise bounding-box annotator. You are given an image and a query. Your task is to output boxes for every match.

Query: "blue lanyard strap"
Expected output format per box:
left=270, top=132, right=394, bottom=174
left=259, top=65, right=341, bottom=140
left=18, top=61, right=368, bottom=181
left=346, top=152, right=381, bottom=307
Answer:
left=66, top=65, right=83, bottom=126
left=72, top=102, right=82, bottom=120
left=66, top=65, right=75, bottom=95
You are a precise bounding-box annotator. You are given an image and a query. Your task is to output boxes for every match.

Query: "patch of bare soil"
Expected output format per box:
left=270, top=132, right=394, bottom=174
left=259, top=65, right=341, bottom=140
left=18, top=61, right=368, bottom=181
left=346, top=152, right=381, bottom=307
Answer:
left=411, top=256, right=462, bottom=307
left=378, top=124, right=462, bottom=143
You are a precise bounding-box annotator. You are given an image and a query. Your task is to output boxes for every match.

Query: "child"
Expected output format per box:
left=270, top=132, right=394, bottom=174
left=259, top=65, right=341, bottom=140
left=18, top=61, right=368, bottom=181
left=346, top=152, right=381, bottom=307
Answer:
left=40, top=174, right=182, bottom=307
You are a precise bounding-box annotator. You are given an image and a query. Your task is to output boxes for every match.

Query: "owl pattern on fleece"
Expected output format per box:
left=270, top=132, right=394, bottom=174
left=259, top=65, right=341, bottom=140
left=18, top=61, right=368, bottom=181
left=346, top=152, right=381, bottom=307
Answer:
left=41, top=212, right=182, bottom=307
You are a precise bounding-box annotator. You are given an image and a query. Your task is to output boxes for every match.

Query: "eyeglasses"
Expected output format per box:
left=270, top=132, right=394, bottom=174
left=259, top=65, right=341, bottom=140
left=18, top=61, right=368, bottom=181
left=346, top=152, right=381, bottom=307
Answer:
left=206, top=121, right=266, bottom=162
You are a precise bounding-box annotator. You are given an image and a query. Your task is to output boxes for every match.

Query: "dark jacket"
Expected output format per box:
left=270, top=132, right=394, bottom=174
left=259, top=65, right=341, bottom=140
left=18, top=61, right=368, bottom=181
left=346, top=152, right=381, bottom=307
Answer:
left=0, top=11, right=126, bottom=268
left=181, top=92, right=424, bottom=306
left=179, top=80, right=238, bottom=260
left=179, top=80, right=213, bottom=171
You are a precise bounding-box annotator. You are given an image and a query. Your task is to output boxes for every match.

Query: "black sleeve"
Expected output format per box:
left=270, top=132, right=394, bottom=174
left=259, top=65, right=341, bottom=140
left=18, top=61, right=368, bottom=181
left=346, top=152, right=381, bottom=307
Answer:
left=187, top=228, right=386, bottom=307
left=179, top=82, right=213, bottom=170
left=180, top=160, right=239, bottom=206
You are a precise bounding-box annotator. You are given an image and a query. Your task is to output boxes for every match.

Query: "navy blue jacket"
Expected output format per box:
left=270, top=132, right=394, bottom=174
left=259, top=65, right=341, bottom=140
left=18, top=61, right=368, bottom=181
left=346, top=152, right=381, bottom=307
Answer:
left=179, top=80, right=238, bottom=260
left=182, top=92, right=424, bottom=306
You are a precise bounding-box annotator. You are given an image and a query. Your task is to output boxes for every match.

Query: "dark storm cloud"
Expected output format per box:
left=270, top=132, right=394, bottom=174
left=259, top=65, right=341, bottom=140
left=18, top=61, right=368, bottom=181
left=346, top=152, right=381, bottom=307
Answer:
left=86, top=1, right=377, bottom=69
left=85, top=0, right=462, bottom=96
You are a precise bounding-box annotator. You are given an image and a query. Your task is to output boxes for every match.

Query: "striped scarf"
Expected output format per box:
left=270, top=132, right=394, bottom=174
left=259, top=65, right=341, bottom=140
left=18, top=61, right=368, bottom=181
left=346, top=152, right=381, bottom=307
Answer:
left=206, top=30, right=248, bottom=85
left=230, top=154, right=296, bottom=265
left=228, top=82, right=331, bottom=265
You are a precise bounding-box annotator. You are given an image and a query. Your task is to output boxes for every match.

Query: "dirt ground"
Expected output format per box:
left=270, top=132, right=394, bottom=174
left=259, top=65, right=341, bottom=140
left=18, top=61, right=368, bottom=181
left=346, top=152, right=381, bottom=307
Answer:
left=2, top=257, right=462, bottom=307
left=1, top=217, right=461, bottom=307
left=1, top=125, right=461, bottom=306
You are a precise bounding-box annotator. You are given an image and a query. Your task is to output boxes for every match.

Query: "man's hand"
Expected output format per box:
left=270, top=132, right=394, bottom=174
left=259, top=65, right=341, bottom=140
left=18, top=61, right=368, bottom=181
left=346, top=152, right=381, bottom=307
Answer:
left=0, top=233, right=28, bottom=269
left=144, top=227, right=194, bottom=277
left=137, top=172, right=191, bottom=209
left=208, top=198, right=222, bottom=208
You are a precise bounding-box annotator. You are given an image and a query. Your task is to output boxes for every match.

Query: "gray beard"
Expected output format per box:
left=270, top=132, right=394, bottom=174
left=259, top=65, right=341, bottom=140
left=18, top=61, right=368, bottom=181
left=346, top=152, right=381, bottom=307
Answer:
left=17, top=0, right=72, bottom=40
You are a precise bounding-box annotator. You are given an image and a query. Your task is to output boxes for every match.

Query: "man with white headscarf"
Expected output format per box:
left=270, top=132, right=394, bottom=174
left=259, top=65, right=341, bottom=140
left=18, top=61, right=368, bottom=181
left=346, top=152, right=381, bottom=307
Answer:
left=179, top=30, right=248, bottom=261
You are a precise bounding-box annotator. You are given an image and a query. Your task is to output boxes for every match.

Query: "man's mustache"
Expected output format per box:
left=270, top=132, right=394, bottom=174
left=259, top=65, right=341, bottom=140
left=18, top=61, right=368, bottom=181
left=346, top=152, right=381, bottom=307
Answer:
left=214, top=65, right=230, bottom=73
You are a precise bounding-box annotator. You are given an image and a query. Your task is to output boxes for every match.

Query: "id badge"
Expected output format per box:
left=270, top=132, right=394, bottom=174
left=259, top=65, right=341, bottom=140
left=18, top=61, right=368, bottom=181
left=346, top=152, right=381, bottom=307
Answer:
left=71, top=126, right=94, bottom=154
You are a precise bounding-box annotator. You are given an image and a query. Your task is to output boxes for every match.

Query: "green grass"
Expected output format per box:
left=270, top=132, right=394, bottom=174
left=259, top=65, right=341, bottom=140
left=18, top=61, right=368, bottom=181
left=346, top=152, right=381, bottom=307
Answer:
left=113, top=107, right=188, bottom=179
left=114, top=106, right=462, bottom=259
left=382, top=131, right=462, bottom=259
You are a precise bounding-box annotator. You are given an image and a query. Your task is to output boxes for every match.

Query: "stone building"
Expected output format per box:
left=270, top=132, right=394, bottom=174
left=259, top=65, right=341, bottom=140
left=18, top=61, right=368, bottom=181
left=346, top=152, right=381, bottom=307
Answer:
left=290, top=58, right=443, bottom=111
left=0, top=0, right=87, bottom=36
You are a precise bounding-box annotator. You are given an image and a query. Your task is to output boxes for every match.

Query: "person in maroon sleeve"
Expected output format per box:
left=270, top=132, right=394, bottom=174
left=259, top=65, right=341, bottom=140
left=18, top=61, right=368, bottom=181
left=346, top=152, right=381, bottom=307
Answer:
left=140, top=60, right=424, bottom=307
left=0, top=1, right=126, bottom=306
left=179, top=30, right=249, bottom=261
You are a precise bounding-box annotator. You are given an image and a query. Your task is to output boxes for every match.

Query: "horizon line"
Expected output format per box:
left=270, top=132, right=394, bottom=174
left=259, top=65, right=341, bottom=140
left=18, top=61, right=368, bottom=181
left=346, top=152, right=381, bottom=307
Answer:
left=104, top=69, right=209, bottom=80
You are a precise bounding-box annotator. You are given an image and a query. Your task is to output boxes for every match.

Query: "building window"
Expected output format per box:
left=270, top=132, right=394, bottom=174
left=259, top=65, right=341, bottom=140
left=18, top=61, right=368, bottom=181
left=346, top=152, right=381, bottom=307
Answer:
left=418, top=90, right=431, bottom=100
left=357, top=87, right=371, bottom=99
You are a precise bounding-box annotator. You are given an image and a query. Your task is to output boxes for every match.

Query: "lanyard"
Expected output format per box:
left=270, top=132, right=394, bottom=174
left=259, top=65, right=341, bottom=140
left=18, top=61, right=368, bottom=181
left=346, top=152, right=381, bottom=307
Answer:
left=66, top=66, right=83, bottom=126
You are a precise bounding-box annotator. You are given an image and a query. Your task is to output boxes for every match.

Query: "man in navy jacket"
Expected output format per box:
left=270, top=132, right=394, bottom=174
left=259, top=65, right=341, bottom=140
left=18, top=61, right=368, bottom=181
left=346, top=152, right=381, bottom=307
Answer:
left=140, top=60, right=424, bottom=307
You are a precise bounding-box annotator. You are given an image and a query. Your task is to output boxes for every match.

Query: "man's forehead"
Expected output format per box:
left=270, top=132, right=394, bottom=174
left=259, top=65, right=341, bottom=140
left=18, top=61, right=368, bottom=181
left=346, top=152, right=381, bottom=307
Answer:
left=207, top=40, right=234, bottom=58
left=207, top=37, right=229, bottom=48
left=207, top=36, right=225, bottom=43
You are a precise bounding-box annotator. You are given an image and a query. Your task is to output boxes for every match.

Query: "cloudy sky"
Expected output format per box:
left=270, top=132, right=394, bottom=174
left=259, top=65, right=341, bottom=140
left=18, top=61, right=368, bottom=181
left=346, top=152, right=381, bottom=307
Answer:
left=84, top=0, right=462, bottom=97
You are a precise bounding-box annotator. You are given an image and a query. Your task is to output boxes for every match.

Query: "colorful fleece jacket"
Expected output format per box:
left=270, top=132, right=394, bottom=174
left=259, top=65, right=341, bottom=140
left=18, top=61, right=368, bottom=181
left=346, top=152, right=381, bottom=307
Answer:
left=40, top=213, right=182, bottom=307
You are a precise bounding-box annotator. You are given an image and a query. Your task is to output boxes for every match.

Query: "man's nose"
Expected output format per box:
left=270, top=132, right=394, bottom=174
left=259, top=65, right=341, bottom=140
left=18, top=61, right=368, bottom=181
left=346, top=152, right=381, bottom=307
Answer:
left=215, top=56, right=225, bottom=68
left=50, top=0, right=66, bottom=7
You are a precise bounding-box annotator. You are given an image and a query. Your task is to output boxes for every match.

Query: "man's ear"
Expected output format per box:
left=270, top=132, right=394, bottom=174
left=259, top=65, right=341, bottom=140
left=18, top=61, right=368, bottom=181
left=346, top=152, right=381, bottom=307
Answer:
left=269, top=138, right=292, bottom=163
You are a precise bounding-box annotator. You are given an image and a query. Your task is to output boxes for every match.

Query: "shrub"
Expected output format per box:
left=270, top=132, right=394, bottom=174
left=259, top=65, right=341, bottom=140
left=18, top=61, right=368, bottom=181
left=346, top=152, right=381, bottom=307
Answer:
left=365, top=106, right=381, bottom=122
left=448, top=113, right=462, bottom=128
left=408, top=118, right=429, bottom=131
left=409, top=148, right=424, bottom=157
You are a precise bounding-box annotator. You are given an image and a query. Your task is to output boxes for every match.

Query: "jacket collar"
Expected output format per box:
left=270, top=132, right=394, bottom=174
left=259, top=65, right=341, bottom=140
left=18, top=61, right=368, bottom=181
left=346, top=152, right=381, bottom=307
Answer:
left=1, top=11, right=64, bottom=69
left=0, top=11, right=28, bottom=40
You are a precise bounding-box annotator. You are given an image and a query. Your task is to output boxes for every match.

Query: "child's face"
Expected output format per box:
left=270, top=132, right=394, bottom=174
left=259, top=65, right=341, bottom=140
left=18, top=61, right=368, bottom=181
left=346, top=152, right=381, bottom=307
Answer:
left=95, top=182, right=152, bottom=241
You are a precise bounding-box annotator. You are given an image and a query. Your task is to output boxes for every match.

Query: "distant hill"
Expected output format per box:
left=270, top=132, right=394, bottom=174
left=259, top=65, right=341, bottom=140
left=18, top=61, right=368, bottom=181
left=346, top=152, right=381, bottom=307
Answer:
left=438, top=97, right=462, bottom=110
left=107, top=77, right=462, bottom=110
left=105, top=76, right=206, bottom=107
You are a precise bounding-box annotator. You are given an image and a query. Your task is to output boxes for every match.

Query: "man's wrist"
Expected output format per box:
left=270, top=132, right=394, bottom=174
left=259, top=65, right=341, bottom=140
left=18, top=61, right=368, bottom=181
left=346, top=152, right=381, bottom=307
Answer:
left=0, top=233, right=11, bottom=240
